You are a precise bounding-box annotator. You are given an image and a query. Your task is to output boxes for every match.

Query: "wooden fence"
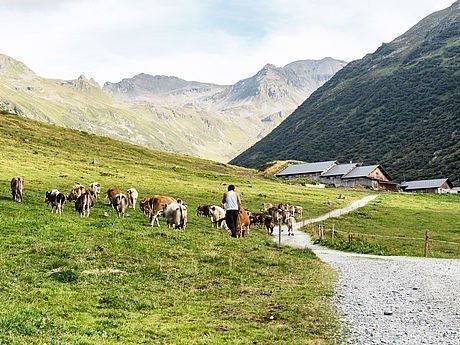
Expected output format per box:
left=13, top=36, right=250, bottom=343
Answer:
left=311, top=224, right=460, bottom=257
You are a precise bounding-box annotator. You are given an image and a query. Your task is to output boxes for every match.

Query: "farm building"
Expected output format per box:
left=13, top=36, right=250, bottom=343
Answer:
left=319, top=163, right=360, bottom=186
left=400, top=178, right=453, bottom=193
left=276, top=160, right=398, bottom=191
left=340, top=165, right=398, bottom=191
left=275, top=160, right=337, bottom=181
left=451, top=187, right=460, bottom=194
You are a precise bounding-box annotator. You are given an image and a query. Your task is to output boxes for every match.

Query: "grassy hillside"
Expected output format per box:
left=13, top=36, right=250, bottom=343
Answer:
left=307, top=193, right=460, bottom=258
left=231, top=2, right=460, bottom=183
left=0, top=112, right=371, bottom=344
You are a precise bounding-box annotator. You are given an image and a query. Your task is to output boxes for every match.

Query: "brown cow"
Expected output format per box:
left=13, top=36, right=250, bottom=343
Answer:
left=261, top=202, right=274, bottom=212
left=75, top=192, right=94, bottom=218
left=112, top=193, right=129, bottom=218
left=139, top=197, right=153, bottom=216
left=264, top=215, right=275, bottom=235
left=148, top=195, right=177, bottom=227
left=236, top=208, right=250, bottom=238
left=10, top=176, right=24, bottom=202
left=106, top=187, right=122, bottom=206
left=68, top=183, right=86, bottom=202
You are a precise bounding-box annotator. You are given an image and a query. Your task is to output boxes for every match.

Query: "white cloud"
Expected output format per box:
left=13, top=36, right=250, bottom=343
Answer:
left=0, top=0, right=455, bottom=85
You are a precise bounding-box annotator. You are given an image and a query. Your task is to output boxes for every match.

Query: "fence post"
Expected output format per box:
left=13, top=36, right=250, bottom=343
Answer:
left=278, top=220, right=282, bottom=246
left=348, top=232, right=352, bottom=244
left=332, top=224, right=335, bottom=240
left=424, top=229, right=429, bottom=257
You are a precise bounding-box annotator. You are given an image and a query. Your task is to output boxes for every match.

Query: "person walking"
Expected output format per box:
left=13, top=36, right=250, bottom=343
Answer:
left=222, top=184, right=241, bottom=238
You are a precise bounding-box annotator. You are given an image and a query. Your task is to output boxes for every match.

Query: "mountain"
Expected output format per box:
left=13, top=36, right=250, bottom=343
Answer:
left=0, top=54, right=344, bottom=162
left=231, top=1, right=460, bottom=183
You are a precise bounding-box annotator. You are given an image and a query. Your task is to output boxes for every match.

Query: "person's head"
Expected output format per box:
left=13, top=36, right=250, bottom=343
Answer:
left=228, top=185, right=235, bottom=191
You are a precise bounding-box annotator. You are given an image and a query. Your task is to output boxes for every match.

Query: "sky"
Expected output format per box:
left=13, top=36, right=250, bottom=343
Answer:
left=0, top=0, right=455, bottom=85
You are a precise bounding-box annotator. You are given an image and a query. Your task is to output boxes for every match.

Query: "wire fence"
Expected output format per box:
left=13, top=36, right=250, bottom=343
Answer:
left=307, top=223, right=460, bottom=257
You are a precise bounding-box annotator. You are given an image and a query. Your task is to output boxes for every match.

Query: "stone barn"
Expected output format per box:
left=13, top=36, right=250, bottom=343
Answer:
left=275, top=160, right=337, bottom=181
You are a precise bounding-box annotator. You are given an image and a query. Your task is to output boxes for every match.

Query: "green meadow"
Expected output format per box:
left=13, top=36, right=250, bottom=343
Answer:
left=308, top=193, right=460, bottom=258
left=0, top=113, right=371, bottom=344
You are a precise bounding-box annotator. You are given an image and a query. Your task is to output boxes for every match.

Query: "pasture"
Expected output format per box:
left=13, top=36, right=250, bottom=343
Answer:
left=0, top=113, right=369, bottom=344
left=308, top=193, right=460, bottom=258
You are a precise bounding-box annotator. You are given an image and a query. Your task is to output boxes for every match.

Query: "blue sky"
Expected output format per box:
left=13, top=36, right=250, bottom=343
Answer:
left=0, top=0, right=455, bottom=85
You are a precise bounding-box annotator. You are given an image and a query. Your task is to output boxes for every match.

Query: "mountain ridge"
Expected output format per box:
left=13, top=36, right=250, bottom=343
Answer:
left=0, top=53, right=345, bottom=162
left=231, top=1, right=460, bottom=183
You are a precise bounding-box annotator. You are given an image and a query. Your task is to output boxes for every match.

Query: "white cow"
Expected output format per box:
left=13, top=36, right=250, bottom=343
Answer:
left=89, top=182, right=101, bottom=200
left=285, top=215, right=295, bottom=236
left=209, top=205, right=227, bottom=229
left=163, top=203, right=188, bottom=230
left=126, top=187, right=139, bottom=209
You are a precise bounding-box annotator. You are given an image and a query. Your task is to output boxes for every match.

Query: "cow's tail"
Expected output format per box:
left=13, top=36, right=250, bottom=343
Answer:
left=179, top=205, right=184, bottom=229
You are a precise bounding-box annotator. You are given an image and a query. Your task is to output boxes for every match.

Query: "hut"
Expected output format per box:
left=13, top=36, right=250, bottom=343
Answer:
left=340, top=165, right=397, bottom=191
left=319, top=163, right=360, bottom=186
left=400, top=178, right=453, bottom=194
left=275, top=160, right=337, bottom=181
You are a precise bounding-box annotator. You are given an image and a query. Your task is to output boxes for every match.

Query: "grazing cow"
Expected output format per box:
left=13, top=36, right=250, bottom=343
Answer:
left=278, top=203, right=290, bottom=211
left=209, top=205, right=227, bottom=229
left=68, top=183, right=86, bottom=202
left=106, top=187, right=122, bottom=206
left=139, top=197, right=153, bottom=216
left=338, top=193, right=346, bottom=200
left=285, top=215, right=295, bottom=236
left=88, top=182, right=101, bottom=200
left=268, top=207, right=282, bottom=222
left=327, top=200, right=333, bottom=206
left=112, top=193, right=129, bottom=218
left=290, top=205, right=303, bottom=217
left=196, top=205, right=211, bottom=217
left=10, top=176, right=24, bottom=202
left=148, top=195, right=177, bottom=227
left=261, top=202, right=275, bottom=212
left=163, top=202, right=188, bottom=230
left=44, top=189, right=66, bottom=215
left=249, top=212, right=265, bottom=228
left=264, top=215, right=275, bottom=235
left=126, top=188, right=139, bottom=209
left=75, top=192, right=94, bottom=218
left=236, top=208, right=251, bottom=238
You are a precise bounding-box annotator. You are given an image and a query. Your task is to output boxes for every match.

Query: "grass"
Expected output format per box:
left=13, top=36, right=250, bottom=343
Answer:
left=0, top=113, right=372, bottom=344
left=306, top=193, right=460, bottom=258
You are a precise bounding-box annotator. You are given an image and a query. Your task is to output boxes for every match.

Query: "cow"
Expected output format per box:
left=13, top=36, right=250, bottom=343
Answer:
left=112, top=193, right=129, bottom=218
left=68, top=183, right=86, bottom=202
left=44, top=189, right=66, bottom=215
left=75, top=192, right=94, bottom=218
left=290, top=205, right=303, bottom=217
left=209, top=205, right=227, bottom=229
left=264, top=215, right=275, bottom=235
left=338, top=193, right=346, bottom=200
left=139, top=197, right=153, bottom=216
left=268, top=207, right=282, bottom=222
left=88, top=182, right=101, bottom=200
left=236, top=208, right=251, bottom=238
left=250, top=212, right=266, bottom=228
left=10, top=176, right=24, bottom=202
left=148, top=195, right=177, bottom=227
left=261, top=202, right=275, bottom=212
left=285, top=215, right=295, bottom=236
left=163, top=202, right=188, bottom=230
left=126, top=187, right=139, bottom=209
left=278, top=203, right=290, bottom=211
left=106, top=187, right=122, bottom=206
left=196, top=205, right=211, bottom=217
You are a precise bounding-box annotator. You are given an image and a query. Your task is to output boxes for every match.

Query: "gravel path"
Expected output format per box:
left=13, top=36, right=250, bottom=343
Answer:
left=275, top=195, right=460, bottom=345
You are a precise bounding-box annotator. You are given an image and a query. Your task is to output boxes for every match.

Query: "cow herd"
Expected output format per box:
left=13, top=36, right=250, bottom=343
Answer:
left=8, top=176, right=303, bottom=237
left=196, top=202, right=303, bottom=237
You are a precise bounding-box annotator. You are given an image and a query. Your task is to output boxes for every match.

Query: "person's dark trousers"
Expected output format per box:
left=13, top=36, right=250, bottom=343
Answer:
left=225, top=210, right=238, bottom=238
